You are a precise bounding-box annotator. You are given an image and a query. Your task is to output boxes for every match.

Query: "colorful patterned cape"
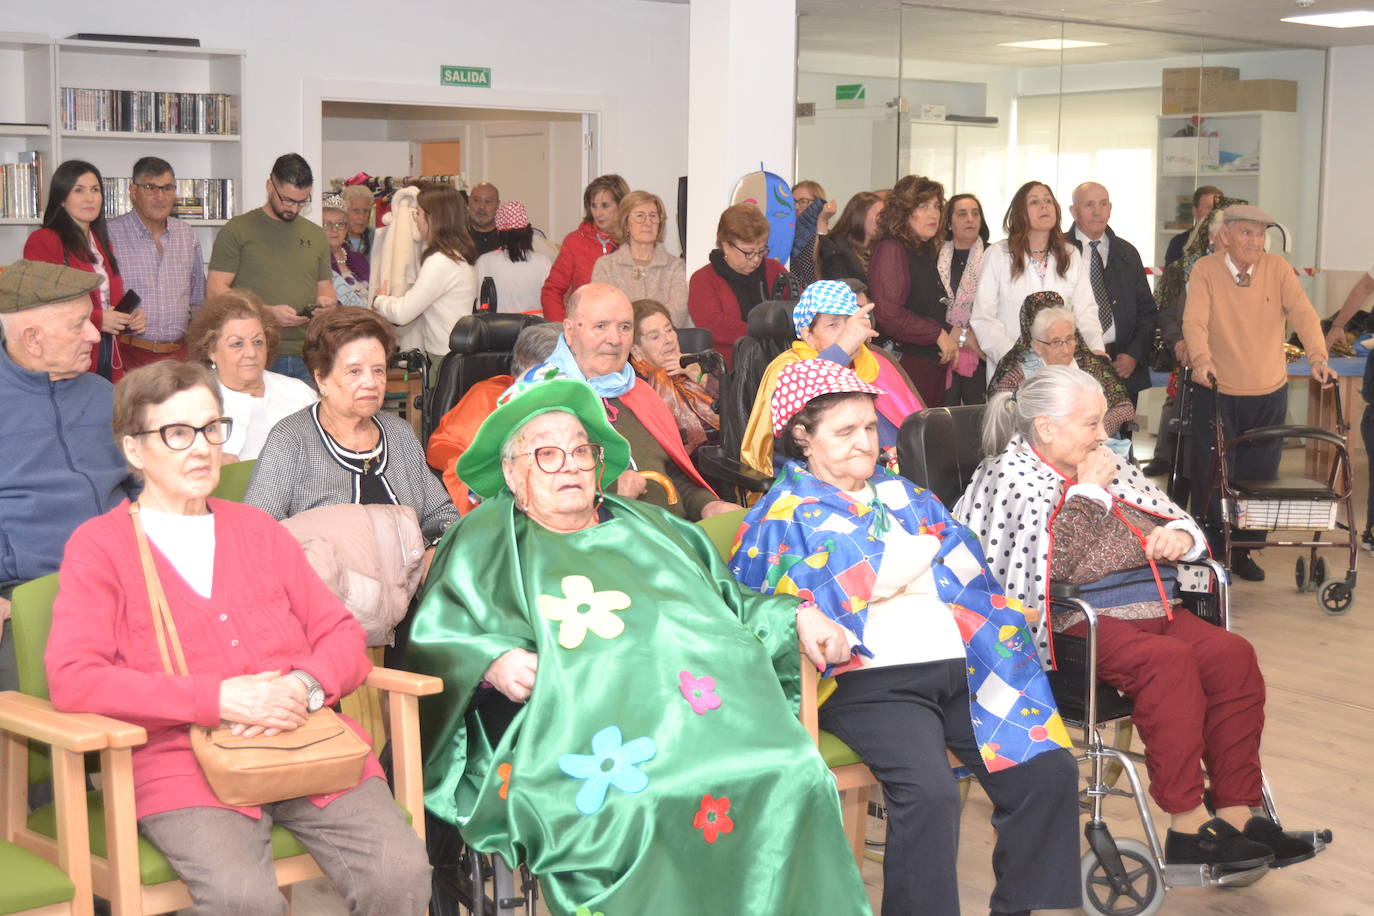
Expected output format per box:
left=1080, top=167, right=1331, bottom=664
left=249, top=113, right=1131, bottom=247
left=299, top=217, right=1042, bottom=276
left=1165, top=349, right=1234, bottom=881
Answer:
left=730, top=460, right=1071, bottom=772
left=952, top=434, right=1208, bottom=669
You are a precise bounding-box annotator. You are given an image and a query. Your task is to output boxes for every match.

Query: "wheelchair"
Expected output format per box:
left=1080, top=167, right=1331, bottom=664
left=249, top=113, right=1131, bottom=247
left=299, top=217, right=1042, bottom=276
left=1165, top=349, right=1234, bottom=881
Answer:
left=899, top=405, right=1333, bottom=916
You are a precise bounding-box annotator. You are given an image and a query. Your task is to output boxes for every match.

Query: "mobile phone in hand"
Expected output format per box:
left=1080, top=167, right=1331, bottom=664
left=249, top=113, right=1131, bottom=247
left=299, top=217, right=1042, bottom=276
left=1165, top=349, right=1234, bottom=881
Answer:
left=113, top=290, right=142, bottom=314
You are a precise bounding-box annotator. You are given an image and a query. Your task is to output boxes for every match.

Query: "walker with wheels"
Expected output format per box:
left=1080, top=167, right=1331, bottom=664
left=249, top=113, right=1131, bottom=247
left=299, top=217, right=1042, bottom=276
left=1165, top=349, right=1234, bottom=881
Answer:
left=1195, top=373, right=1358, bottom=615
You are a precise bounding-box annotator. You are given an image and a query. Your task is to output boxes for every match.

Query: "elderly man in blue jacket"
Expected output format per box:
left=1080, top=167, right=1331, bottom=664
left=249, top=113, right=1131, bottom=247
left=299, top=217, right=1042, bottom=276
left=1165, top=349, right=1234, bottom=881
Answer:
left=0, top=260, right=136, bottom=690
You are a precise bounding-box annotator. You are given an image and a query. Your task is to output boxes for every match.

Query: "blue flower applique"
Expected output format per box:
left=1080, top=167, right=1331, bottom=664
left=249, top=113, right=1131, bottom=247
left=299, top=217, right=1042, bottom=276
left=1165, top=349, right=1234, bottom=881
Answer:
left=558, top=725, right=657, bottom=815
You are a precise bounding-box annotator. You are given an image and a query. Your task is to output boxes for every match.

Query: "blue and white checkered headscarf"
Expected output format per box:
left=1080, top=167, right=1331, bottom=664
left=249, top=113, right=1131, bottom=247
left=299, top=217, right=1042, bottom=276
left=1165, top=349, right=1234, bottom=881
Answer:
left=792, top=279, right=859, bottom=336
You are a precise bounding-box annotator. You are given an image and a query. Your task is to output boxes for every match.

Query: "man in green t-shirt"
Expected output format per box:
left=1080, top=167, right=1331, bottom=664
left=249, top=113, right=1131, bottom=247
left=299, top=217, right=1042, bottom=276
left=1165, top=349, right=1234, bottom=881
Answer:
left=207, top=153, right=336, bottom=384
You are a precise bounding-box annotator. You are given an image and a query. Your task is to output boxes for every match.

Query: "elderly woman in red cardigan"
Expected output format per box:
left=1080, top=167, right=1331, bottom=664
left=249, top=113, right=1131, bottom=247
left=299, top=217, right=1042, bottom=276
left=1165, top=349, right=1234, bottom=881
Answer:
left=45, top=360, right=431, bottom=915
left=23, top=159, right=142, bottom=380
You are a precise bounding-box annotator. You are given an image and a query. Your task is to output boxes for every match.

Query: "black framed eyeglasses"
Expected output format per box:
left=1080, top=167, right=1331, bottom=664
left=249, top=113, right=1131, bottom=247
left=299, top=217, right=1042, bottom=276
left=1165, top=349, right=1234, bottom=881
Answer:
left=321, top=220, right=348, bottom=230
left=512, top=443, right=604, bottom=473
left=1034, top=335, right=1076, bottom=349
left=728, top=241, right=768, bottom=261
left=134, top=182, right=176, bottom=194
left=132, top=417, right=233, bottom=450
left=272, top=180, right=312, bottom=209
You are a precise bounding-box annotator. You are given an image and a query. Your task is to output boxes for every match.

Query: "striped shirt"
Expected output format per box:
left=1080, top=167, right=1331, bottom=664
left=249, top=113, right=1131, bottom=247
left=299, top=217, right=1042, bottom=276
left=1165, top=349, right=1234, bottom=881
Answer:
left=107, top=211, right=207, bottom=342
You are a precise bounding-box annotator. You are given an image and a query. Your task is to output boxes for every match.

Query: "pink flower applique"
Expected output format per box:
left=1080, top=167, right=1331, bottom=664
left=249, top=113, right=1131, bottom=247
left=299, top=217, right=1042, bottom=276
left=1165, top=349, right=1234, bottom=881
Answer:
left=678, top=670, right=722, bottom=715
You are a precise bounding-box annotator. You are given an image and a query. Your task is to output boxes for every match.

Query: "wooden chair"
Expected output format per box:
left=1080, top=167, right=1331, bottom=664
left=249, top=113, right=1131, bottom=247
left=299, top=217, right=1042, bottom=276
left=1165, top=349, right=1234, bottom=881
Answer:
left=9, top=573, right=442, bottom=915
left=0, top=690, right=120, bottom=916
left=695, top=510, right=879, bottom=867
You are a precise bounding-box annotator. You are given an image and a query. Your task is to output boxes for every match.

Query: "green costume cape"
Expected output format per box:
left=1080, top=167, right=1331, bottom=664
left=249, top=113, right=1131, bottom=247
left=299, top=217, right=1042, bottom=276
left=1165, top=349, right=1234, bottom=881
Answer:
left=408, top=492, right=869, bottom=915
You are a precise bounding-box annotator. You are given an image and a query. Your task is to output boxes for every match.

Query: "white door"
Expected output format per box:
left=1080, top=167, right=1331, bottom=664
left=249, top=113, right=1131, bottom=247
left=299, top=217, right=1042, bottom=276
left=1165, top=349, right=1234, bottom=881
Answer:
left=483, top=129, right=550, bottom=234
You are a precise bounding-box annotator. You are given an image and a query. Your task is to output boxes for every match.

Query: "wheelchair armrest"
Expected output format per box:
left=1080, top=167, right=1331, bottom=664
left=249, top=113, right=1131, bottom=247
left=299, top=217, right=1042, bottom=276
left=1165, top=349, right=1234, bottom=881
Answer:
left=1048, top=581, right=1081, bottom=600
left=695, top=446, right=773, bottom=494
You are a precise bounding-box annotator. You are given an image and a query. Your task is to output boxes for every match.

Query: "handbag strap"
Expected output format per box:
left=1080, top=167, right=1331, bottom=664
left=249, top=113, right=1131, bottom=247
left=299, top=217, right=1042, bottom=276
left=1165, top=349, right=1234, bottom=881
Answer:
left=129, top=503, right=190, bottom=678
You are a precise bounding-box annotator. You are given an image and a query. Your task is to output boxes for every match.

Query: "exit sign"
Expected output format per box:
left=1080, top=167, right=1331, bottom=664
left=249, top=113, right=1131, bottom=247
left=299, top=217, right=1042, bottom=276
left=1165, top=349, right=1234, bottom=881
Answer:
left=835, top=83, right=866, bottom=101
left=441, top=66, right=491, bottom=88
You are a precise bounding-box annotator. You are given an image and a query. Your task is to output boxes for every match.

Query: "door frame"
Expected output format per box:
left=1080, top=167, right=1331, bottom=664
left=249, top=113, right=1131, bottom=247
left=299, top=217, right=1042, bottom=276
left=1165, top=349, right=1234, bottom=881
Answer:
left=302, top=77, right=611, bottom=203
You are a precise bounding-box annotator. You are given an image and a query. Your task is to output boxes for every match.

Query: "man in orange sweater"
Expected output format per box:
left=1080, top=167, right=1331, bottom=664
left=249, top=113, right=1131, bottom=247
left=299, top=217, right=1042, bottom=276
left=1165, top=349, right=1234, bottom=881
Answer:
left=1183, top=204, right=1336, bottom=580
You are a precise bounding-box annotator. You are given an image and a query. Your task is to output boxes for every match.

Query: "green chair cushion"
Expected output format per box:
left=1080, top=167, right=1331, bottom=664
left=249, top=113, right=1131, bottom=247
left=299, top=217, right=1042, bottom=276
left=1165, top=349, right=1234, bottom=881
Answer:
left=27, top=791, right=312, bottom=886
left=210, top=459, right=256, bottom=503
left=28, top=790, right=413, bottom=887
left=0, top=839, right=75, bottom=913
left=818, top=729, right=863, bottom=769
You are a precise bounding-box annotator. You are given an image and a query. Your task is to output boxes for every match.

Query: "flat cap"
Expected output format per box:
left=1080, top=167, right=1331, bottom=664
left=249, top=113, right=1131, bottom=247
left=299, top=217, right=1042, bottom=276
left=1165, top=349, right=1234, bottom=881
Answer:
left=0, top=259, right=101, bottom=314
left=1221, top=204, right=1274, bottom=226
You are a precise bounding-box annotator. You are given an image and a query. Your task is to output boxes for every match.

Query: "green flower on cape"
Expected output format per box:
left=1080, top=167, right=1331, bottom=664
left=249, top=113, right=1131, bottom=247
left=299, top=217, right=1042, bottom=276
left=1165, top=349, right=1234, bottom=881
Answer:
left=537, top=575, right=631, bottom=649
left=558, top=725, right=656, bottom=815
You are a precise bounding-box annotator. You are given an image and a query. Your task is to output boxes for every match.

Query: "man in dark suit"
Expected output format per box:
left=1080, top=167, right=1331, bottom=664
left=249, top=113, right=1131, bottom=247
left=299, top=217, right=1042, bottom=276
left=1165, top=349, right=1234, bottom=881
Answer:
left=1067, top=182, right=1155, bottom=403
left=1164, top=185, right=1222, bottom=267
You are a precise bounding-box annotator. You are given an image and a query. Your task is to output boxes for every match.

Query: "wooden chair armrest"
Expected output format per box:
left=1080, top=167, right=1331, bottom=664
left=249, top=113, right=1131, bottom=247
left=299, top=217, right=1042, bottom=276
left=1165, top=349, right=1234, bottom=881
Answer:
left=799, top=655, right=820, bottom=744
left=364, top=667, right=443, bottom=696
left=0, top=692, right=146, bottom=750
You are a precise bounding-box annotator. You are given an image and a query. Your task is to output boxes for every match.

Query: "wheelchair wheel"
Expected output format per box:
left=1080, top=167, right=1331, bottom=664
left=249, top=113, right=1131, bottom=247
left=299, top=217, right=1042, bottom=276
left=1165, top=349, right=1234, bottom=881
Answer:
left=1294, top=556, right=1306, bottom=592
left=1313, top=555, right=1327, bottom=587
left=1080, top=837, right=1166, bottom=916
left=1319, top=580, right=1354, bottom=616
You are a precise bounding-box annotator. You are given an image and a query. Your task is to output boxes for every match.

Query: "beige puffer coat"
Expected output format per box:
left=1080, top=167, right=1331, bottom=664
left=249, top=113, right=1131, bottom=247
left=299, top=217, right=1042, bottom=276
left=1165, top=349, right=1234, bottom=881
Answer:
left=282, top=503, right=426, bottom=646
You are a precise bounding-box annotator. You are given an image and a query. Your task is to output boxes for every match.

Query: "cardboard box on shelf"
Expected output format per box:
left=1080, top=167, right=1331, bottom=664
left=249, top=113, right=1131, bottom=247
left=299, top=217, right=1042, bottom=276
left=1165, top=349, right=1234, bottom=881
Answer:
left=1162, top=76, right=1298, bottom=114
left=1162, top=66, right=1241, bottom=90
left=1161, top=136, right=1220, bottom=173
left=1213, top=79, right=1297, bottom=112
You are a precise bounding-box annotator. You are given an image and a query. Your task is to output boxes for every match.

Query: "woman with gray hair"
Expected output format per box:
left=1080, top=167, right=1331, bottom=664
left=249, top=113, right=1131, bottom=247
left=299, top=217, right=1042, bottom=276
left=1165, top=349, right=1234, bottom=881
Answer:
left=987, top=290, right=1134, bottom=440
left=955, top=365, right=1313, bottom=872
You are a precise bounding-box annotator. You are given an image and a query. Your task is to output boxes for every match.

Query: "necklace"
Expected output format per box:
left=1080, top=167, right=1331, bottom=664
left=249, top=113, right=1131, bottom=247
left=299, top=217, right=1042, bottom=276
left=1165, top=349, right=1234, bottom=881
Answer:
left=1029, top=247, right=1050, bottom=255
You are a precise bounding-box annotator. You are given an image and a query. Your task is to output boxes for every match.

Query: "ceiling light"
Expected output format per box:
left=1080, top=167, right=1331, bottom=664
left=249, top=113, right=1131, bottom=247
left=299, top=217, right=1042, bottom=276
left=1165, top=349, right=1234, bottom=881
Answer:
left=1281, top=9, right=1374, bottom=27
left=998, top=39, right=1109, bottom=50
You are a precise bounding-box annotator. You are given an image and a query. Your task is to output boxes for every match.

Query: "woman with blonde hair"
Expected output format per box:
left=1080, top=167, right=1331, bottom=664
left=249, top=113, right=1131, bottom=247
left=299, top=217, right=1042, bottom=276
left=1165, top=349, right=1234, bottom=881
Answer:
left=591, top=190, right=689, bottom=326
left=372, top=183, right=478, bottom=363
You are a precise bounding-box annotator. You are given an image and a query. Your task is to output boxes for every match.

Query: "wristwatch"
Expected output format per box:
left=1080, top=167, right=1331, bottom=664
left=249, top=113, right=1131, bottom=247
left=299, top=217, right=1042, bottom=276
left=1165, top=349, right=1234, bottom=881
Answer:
left=289, top=669, right=325, bottom=712
left=957, top=328, right=969, bottom=347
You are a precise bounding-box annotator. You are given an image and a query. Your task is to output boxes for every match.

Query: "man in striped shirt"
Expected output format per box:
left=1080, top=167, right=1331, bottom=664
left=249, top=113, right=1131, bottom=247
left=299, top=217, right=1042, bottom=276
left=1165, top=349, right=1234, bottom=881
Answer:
left=107, top=156, right=207, bottom=367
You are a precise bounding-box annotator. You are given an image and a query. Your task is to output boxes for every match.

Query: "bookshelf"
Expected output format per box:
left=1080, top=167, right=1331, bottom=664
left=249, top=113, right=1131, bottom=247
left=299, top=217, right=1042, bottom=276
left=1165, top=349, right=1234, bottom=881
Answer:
left=0, top=33, right=245, bottom=263
left=1155, top=111, right=1299, bottom=264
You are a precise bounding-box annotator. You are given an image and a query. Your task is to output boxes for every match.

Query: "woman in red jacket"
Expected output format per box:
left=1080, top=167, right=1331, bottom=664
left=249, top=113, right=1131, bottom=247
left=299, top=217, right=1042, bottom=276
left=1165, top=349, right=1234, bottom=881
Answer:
left=687, top=203, right=790, bottom=369
left=540, top=173, right=629, bottom=321
left=24, top=159, right=140, bottom=380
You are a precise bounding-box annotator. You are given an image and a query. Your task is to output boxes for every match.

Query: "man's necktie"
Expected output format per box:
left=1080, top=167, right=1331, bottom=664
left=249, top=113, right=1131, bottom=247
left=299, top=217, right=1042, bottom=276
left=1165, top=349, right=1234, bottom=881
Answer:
left=1235, top=271, right=1251, bottom=288
left=1090, top=239, right=1113, bottom=333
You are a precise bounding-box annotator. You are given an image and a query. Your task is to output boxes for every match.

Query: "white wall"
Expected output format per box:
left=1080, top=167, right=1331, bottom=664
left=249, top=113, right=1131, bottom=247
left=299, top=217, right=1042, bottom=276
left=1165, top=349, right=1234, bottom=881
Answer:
left=18, top=0, right=689, bottom=247
left=1322, top=45, right=1374, bottom=273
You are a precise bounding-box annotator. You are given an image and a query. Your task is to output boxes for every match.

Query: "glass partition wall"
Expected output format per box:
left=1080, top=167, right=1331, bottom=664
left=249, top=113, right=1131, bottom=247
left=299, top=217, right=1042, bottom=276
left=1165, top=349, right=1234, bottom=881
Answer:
left=796, top=4, right=1326, bottom=287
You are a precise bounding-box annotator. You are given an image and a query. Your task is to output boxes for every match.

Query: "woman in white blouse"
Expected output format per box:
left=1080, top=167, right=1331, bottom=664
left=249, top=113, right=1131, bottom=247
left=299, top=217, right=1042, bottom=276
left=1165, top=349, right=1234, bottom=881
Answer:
left=372, top=184, right=478, bottom=362
left=971, top=180, right=1104, bottom=368
left=186, top=291, right=317, bottom=461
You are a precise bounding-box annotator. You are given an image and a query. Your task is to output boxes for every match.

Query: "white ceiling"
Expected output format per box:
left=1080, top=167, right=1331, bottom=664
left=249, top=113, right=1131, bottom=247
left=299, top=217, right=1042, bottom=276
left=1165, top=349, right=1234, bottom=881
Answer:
left=798, top=0, right=1374, bottom=58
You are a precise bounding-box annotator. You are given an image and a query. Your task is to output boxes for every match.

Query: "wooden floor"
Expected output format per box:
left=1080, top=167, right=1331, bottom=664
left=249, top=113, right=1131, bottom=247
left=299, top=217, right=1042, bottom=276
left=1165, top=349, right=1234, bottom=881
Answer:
left=290, top=433, right=1372, bottom=916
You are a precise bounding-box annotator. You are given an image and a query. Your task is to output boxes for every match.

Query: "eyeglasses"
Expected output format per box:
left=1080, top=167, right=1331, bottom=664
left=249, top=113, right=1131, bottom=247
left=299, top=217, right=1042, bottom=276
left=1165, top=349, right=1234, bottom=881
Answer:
left=512, top=443, right=604, bottom=474
left=322, top=221, right=347, bottom=230
left=1034, top=335, right=1077, bottom=349
left=272, top=180, right=312, bottom=209
left=794, top=197, right=816, bottom=208
left=131, top=417, right=233, bottom=450
left=630, top=212, right=662, bottom=224
left=134, top=182, right=176, bottom=194
left=728, top=241, right=768, bottom=261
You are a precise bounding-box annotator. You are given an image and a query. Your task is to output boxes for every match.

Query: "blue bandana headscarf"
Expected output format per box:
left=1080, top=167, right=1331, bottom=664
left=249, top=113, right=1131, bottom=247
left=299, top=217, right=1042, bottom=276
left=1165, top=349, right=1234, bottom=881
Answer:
left=792, top=279, right=859, bottom=336
left=543, top=334, right=636, bottom=399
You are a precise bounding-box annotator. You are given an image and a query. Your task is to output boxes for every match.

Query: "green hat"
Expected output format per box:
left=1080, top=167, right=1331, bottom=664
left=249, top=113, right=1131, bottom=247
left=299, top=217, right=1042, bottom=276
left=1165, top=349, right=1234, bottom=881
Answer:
left=457, top=366, right=632, bottom=499
left=0, top=260, right=102, bottom=314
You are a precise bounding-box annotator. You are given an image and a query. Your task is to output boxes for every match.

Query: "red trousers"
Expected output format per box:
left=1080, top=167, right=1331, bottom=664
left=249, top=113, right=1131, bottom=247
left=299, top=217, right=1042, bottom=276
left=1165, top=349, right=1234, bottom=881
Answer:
left=1064, top=609, right=1265, bottom=813
left=116, top=342, right=187, bottom=372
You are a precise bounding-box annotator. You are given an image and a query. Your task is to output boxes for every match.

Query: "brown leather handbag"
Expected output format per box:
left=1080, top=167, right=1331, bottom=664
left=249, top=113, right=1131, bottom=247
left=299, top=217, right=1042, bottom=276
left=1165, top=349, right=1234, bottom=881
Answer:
left=131, top=503, right=371, bottom=807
